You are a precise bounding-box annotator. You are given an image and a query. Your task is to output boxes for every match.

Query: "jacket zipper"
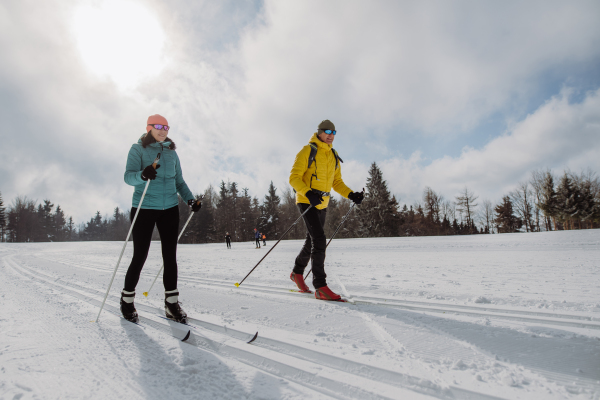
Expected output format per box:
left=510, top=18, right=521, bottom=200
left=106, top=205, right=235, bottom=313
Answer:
left=161, top=144, right=165, bottom=210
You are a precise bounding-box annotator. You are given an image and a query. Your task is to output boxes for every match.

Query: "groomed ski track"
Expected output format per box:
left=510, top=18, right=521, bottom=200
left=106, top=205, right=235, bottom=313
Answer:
left=5, top=254, right=498, bottom=400
left=2, top=232, right=599, bottom=399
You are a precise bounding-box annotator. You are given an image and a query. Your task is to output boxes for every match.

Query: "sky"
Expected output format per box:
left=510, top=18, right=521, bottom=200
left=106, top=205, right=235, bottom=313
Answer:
left=1, top=0, right=599, bottom=224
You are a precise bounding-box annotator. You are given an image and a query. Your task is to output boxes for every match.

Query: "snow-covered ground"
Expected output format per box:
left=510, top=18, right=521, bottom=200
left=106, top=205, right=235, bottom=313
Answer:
left=1, top=230, right=599, bottom=399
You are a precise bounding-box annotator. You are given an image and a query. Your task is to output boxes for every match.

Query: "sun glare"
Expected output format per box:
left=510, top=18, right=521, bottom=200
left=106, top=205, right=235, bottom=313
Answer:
left=72, top=0, right=166, bottom=89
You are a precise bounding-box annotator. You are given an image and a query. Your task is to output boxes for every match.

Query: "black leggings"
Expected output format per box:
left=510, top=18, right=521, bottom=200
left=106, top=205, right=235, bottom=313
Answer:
left=123, top=206, right=179, bottom=292
left=293, top=203, right=328, bottom=289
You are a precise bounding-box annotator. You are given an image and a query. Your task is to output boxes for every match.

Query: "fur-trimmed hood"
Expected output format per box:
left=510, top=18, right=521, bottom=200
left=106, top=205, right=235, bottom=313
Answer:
left=138, top=133, right=176, bottom=150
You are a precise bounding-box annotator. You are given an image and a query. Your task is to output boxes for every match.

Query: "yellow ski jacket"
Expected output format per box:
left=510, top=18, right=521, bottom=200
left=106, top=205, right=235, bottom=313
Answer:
left=289, top=133, right=353, bottom=210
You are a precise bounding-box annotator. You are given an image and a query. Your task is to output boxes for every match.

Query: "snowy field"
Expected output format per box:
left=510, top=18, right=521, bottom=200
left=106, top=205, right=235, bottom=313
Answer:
left=1, top=230, right=599, bottom=400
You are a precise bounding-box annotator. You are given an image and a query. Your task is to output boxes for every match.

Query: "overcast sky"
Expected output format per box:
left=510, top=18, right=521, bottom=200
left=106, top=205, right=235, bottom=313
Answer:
left=1, top=0, right=599, bottom=224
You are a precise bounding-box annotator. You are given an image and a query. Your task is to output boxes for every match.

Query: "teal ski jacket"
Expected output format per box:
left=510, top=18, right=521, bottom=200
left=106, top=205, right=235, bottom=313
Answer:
left=124, top=136, right=194, bottom=210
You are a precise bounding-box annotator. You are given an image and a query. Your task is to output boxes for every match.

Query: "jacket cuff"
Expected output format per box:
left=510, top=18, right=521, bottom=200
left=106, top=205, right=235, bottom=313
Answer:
left=340, top=188, right=353, bottom=199
left=298, top=187, right=311, bottom=196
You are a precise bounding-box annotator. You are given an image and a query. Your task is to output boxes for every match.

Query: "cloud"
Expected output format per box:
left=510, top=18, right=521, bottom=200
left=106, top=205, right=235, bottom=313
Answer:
left=1, top=0, right=599, bottom=225
left=369, top=88, right=600, bottom=206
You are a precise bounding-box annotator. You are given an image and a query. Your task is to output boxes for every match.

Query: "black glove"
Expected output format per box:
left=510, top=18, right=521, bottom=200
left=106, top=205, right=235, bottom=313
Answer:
left=348, top=191, right=364, bottom=205
left=305, top=190, right=323, bottom=207
left=141, top=164, right=160, bottom=181
left=188, top=199, right=202, bottom=212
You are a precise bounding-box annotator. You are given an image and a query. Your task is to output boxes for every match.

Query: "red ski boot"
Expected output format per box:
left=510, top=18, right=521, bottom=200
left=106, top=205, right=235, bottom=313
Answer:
left=290, top=272, right=312, bottom=293
left=315, top=285, right=342, bottom=301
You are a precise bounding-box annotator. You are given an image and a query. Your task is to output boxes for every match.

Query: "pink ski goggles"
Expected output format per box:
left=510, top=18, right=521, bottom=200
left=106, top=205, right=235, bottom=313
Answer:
left=148, top=124, right=170, bottom=131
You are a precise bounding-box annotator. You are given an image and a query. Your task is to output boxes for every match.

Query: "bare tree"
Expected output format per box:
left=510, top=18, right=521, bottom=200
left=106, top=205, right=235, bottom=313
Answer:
left=478, top=199, right=494, bottom=233
left=422, top=187, right=443, bottom=223
left=510, top=181, right=534, bottom=232
left=530, top=169, right=551, bottom=231
left=441, top=200, right=454, bottom=223
left=455, top=187, right=478, bottom=229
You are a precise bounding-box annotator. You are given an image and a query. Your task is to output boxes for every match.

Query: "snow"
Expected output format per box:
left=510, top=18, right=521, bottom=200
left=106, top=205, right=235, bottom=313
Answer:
left=1, top=230, right=599, bottom=399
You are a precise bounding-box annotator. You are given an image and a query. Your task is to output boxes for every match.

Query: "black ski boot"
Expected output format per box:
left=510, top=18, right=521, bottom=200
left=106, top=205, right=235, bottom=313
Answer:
left=165, top=289, right=187, bottom=323
left=120, top=290, right=139, bottom=323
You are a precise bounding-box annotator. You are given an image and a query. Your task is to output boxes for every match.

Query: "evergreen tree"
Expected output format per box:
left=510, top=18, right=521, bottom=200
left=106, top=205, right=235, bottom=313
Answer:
left=451, top=218, right=459, bottom=235
left=7, top=196, right=37, bottom=242
left=215, top=181, right=232, bottom=239
left=238, top=188, right=256, bottom=242
left=54, top=205, right=67, bottom=241
left=494, top=196, right=521, bottom=233
left=538, top=171, right=559, bottom=230
left=356, top=162, right=398, bottom=237
left=259, top=182, right=280, bottom=239
left=556, top=173, right=578, bottom=230
left=422, top=187, right=443, bottom=235
left=191, top=185, right=217, bottom=243
left=67, top=216, right=76, bottom=241
left=229, top=182, right=240, bottom=240
left=0, top=192, right=5, bottom=242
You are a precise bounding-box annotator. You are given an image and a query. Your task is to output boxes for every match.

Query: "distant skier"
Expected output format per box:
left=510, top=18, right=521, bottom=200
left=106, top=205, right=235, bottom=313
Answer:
left=262, top=233, right=267, bottom=246
left=289, top=120, right=363, bottom=300
left=225, top=232, right=232, bottom=249
left=121, top=114, right=201, bottom=323
left=254, top=229, right=261, bottom=248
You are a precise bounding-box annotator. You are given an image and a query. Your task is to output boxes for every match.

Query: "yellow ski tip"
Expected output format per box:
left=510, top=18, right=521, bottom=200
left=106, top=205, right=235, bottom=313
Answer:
left=234, top=283, right=240, bottom=287
left=142, top=292, right=149, bottom=297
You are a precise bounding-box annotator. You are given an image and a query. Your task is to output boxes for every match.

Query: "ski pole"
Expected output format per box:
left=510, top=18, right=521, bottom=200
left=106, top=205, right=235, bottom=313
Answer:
left=235, top=205, right=312, bottom=287
left=304, top=191, right=362, bottom=280
left=93, top=154, right=161, bottom=322
left=143, top=196, right=203, bottom=297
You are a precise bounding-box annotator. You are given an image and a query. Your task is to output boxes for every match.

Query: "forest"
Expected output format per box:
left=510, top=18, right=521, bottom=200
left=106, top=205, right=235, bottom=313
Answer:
left=1, top=163, right=598, bottom=243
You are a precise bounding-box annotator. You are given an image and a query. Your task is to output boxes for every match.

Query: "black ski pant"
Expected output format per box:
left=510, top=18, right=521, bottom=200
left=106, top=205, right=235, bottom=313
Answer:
left=255, top=238, right=261, bottom=247
left=293, top=203, right=328, bottom=289
left=124, top=206, right=179, bottom=292
left=226, top=238, right=231, bottom=249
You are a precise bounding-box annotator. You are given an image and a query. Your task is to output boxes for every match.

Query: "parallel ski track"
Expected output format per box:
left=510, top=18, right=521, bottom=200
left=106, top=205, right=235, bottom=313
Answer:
left=36, top=255, right=600, bottom=331
left=39, top=257, right=600, bottom=330
left=5, top=254, right=509, bottom=400
left=182, top=276, right=600, bottom=331
left=35, top=255, right=600, bottom=393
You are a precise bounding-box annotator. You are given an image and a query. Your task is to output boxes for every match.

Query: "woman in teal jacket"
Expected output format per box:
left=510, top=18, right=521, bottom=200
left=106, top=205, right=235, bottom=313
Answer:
left=120, top=114, right=200, bottom=324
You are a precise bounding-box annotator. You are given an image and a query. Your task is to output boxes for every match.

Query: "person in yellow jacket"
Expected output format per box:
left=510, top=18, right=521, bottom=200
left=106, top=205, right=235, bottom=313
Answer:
left=289, top=120, right=364, bottom=300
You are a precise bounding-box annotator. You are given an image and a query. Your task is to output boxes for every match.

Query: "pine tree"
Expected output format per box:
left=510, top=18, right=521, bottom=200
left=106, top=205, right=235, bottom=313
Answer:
left=67, top=216, right=75, bottom=241
left=237, top=188, right=256, bottom=242
left=0, top=192, right=5, bottom=242
left=538, top=171, right=558, bottom=230
left=494, top=196, right=521, bottom=233
left=259, top=182, right=280, bottom=239
left=7, top=196, right=37, bottom=242
left=229, top=182, right=240, bottom=240
left=192, top=185, right=217, bottom=243
left=356, top=162, right=398, bottom=237
left=54, top=205, right=67, bottom=241
left=556, top=173, right=578, bottom=230
left=215, top=181, right=232, bottom=239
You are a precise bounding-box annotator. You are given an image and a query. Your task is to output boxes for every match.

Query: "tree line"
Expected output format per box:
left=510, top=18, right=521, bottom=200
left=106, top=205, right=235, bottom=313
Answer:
left=1, top=164, right=598, bottom=243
